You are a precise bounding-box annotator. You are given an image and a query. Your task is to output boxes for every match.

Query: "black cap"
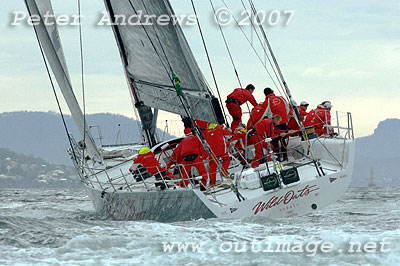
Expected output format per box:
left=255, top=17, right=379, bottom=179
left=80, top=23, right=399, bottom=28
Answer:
left=246, top=84, right=255, bottom=90
left=264, top=87, right=274, bottom=96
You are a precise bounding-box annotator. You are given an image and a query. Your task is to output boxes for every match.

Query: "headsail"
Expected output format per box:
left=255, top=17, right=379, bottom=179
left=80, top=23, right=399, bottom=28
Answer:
left=104, top=0, right=224, bottom=124
left=24, top=0, right=102, bottom=162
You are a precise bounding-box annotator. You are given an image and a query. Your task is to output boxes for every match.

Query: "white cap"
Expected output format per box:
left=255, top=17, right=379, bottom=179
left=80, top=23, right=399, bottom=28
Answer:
left=323, top=101, right=333, bottom=109
left=300, top=101, right=309, bottom=106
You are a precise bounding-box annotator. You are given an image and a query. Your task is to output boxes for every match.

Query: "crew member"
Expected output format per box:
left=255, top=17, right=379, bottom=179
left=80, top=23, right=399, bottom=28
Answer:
left=167, top=132, right=208, bottom=190
left=304, top=101, right=333, bottom=136
left=263, top=88, right=290, bottom=128
left=226, top=84, right=258, bottom=131
left=249, top=115, right=288, bottom=167
left=182, top=117, right=209, bottom=135
left=205, top=123, right=231, bottom=185
left=130, top=147, right=172, bottom=189
left=228, top=125, right=248, bottom=164
left=299, top=101, right=310, bottom=116
left=288, top=101, right=310, bottom=132
left=263, top=88, right=290, bottom=161
left=247, top=102, right=268, bottom=129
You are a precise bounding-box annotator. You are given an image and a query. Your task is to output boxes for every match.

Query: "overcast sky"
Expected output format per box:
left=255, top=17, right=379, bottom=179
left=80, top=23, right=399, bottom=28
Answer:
left=0, top=0, right=399, bottom=137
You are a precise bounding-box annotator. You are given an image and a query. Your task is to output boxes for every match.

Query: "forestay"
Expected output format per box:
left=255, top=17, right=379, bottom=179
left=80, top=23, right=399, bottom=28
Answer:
left=104, top=0, right=223, bottom=123
left=24, top=0, right=102, bottom=162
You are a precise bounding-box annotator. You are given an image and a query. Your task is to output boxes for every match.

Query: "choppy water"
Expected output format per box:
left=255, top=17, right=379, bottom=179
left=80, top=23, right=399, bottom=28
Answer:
left=0, top=188, right=399, bottom=266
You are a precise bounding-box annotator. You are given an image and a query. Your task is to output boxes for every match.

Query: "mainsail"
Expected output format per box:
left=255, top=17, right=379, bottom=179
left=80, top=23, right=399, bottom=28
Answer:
left=104, top=0, right=224, bottom=124
left=24, top=0, right=102, bottom=162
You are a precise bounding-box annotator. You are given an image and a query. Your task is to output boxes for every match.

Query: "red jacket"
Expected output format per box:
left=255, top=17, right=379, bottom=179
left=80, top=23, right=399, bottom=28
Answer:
left=299, top=108, right=309, bottom=118
left=229, top=129, right=247, bottom=151
left=227, top=88, right=258, bottom=107
left=288, top=106, right=309, bottom=130
left=194, top=120, right=209, bottom=131
left=248, top=104, right=267, bottom=128
left=131, top=152, right=163, bottom=175
left=264, top=93, right=289, bottom=124
left=183, top=119, right=209, bottom=135
left=169, top=135, right=206, bottom=165
left=205, top=126, right=228, bottom=157
left=254, top=118, right=279, bottom=139
left=304, top=106, right=332, bottom=135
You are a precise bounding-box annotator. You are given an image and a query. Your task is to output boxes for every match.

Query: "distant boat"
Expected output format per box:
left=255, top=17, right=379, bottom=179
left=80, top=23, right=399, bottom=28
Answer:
left=368, top=167, right=377, bottom=188
left=24, top=0, right=356, bottom=222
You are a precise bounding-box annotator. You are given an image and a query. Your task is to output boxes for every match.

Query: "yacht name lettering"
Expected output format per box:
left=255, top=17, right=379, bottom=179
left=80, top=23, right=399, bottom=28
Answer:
left=252, top=185, right=320, bottom=215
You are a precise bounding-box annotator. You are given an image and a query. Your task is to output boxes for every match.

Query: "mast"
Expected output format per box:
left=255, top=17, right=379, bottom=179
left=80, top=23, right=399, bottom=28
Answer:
left=369, top=167, right=376, bottom=187
left=24, top=0, right=102, bottom=162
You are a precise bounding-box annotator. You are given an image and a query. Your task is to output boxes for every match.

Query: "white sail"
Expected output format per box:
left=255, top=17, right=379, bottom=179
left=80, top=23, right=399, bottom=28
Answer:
left=104, top=0, right=223, bottom=123
left=24, top=0, right=102, bottom=162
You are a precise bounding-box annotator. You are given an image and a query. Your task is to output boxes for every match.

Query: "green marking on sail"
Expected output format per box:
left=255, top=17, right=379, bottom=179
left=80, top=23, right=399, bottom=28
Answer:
left=172, top=72, right=183, bottom=97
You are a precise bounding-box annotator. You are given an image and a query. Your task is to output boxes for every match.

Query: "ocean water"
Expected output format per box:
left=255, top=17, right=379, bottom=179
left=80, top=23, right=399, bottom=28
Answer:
left=0, top=188, right=399, bottom=266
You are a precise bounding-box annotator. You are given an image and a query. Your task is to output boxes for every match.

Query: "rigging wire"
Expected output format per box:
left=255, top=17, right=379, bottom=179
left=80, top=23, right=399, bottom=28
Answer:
left=239, top=0, right=286, bottom=97
left=26, top=7, right=78, bottom=165
left=246, top=0, right=291, bottom=101
left=220, top=0, right=282, bottom=96
left=247, top=0, right=323, bottom=176
left=77, top=0, right=86, bottom=171
left=209, top=0, right=267, bottom=159
left=209, top=0, right=243, bottom=89
left=189, top=0, right=228, bottom=125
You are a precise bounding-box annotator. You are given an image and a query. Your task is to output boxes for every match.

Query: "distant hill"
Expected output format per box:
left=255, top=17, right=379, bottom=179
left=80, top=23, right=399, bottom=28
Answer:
left=0, top=111, right=174, bottom=165
left=0, top=147, right=78, bottom=188
left=351, top=119, right=400, bottom=187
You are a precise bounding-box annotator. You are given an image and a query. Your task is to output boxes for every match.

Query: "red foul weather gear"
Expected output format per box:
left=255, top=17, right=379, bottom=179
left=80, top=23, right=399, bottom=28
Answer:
left=304, top=105, right=332, bottom=136
left=227, top=88, right=258, bottom=106
left=264, top=93, right=290, bottom=124
left=229, top=129, right=247, bottom=153
left=208, top=154, right=231, bottom=185
left=205, top=125, right=231, bottom=185
left=249, top=118, right=279, bottom=167
left=288, top=106, right=309, bottom=132
left=130, top=151, right=166, bottom=175
left=183, top=119, right=209, bottom=135
left=167, top=135, right=208, bottom=187
left=226, top=88, right=258, bottom=131
left=229, top=129, right=247, bottom=164
left=247, top=103, right=268, bottom=129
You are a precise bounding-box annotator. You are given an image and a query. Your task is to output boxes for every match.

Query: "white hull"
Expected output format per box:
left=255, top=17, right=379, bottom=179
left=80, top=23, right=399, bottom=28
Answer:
left=79, top=136, right=355, bottom=222
left=88, top=167, right=352, bottom=221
